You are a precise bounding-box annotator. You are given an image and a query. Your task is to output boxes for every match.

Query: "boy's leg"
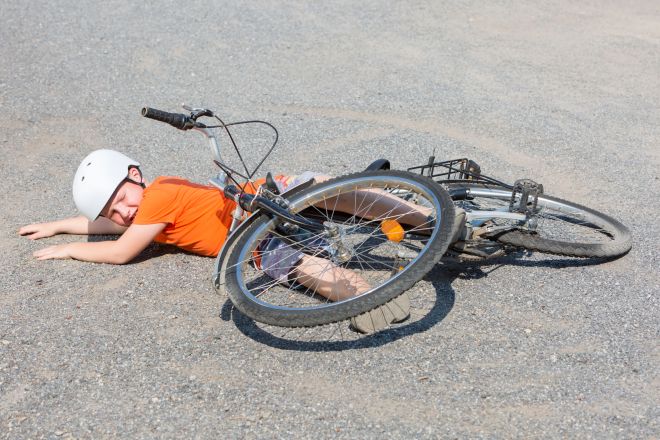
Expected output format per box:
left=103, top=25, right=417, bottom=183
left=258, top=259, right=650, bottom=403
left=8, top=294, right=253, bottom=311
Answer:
left=317, top=187, right=434, bottom=234
left=292, top=254, right=370, bottom=301
left=276, top=172, right=434, bottom=236
left=291, top=254, right=410, bottom=333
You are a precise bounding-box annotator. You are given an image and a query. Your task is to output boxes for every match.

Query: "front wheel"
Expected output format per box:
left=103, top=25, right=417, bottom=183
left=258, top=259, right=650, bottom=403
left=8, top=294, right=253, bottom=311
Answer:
left=447, top=183, right=632, bottom=258
left=218, top=170, right=455, bottom=328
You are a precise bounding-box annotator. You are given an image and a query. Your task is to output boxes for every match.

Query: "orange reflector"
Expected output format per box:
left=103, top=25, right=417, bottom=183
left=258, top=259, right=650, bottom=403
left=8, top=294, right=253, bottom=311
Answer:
left=381, top=219, right=405, bottom=242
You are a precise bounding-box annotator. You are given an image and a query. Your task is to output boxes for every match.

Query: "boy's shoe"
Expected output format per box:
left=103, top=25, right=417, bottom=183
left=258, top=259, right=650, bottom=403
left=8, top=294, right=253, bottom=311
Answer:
left=350, top=292, right=410, bottom=334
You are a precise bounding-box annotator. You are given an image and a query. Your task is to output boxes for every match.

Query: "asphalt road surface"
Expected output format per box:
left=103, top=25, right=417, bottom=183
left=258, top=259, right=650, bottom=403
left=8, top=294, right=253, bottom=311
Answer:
left=1, top=1, right=658, bottom=438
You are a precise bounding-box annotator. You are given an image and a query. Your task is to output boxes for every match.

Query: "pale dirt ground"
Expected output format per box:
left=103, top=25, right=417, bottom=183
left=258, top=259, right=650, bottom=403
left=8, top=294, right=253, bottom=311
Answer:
left=1, top=1, right=659, bottom=438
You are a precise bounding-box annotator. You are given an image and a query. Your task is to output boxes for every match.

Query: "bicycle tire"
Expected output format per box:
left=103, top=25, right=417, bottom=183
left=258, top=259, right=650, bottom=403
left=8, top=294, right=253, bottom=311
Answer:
left=217, top=170, right=455, bottom=327
left=446, top=183, right=632, bottom=258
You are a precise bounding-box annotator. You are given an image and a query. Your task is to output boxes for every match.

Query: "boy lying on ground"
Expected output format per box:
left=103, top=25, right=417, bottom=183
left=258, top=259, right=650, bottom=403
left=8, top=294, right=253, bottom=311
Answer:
left=19, top=150, right=443, bottom=333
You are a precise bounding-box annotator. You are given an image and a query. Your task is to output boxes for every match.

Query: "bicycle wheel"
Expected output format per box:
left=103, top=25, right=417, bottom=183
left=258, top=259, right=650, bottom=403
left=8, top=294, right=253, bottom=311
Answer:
left=217, top=170, right=455, bottom=328
left=447, top=183, right=632, bottom=258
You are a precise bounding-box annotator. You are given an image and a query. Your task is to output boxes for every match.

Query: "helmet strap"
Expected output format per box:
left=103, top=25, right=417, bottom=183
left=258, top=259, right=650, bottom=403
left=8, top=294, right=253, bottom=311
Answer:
left=124, top=179, right=146, bottom=189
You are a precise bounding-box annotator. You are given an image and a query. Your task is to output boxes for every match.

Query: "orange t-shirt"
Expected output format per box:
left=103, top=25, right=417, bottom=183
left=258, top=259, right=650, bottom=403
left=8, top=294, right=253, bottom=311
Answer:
left=133, top=176, right=263, bottom=257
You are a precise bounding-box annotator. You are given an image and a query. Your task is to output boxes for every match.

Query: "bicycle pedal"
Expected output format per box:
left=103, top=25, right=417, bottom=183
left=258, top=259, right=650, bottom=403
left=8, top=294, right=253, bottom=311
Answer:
left=510, top=179, right=544, bottom=215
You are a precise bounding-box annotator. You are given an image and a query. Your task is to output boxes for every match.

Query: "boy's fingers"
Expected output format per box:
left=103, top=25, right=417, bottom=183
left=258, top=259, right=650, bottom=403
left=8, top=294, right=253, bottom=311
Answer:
left=33, top=246, right=56, bottom=258
left=35, top=252, right=56, bottom=260
left=19, top=226, right=37, bottom=235
left=33, top=247, right=49, bottom=258
left=33, top=245, right=70, bottom=260
left=19, top=227, right=50, bottom=240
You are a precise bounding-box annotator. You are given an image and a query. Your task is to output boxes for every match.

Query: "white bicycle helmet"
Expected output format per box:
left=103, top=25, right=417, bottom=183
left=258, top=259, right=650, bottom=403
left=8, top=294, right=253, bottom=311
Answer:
left=72, top=149, right=141, bottom=220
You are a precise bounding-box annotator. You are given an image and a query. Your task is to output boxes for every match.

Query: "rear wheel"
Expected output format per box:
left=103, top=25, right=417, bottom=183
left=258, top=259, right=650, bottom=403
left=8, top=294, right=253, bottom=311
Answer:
left=219, top=170, right=455, bottom=327
left=447, top=183, right=632, bottom=258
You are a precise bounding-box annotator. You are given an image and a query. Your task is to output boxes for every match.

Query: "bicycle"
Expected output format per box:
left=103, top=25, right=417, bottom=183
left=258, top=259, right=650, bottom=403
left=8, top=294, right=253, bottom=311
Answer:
left=142, top=106, right=631, bottom=331
left=141, top=106, right=456, bottom=328
left=407, top=157, right=632, bottom=260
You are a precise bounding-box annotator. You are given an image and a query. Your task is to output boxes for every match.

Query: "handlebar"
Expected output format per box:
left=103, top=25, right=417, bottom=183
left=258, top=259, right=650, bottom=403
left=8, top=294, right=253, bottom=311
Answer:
left=141, top=107, right=197, bottom=130
left=141, top=104, right=320, bottom=232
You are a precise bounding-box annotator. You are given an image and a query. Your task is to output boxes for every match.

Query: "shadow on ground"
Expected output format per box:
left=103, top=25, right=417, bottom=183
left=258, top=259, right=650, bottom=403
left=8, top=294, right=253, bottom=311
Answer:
left=219, top=251, right=618, bottom=351
left=220, top=262, right=456, bottom=351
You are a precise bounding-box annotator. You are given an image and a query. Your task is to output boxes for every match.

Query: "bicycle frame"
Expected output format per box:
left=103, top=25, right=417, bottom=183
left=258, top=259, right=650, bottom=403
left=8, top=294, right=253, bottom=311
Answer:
left=454, top=187, right=528, bottom=225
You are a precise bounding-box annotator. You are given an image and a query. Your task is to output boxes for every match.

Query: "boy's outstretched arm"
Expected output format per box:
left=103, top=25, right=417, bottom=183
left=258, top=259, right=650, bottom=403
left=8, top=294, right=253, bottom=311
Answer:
left=19, top=216, right=127, bottom=240
left=31, top=223, right=166, bottom=264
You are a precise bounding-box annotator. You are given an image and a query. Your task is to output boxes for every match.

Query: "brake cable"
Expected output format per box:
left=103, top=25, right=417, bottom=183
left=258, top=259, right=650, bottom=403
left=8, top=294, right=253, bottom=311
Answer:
left=205, top=116, right=280, bottom=197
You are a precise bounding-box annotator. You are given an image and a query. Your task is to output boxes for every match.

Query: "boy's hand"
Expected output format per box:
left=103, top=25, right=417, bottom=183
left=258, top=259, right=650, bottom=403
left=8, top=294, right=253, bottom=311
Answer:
left=33, top=244, right=73, bottom=260
left=19, top=223, right=58, bottom=240
left=27, top=223, right=165, bottom=264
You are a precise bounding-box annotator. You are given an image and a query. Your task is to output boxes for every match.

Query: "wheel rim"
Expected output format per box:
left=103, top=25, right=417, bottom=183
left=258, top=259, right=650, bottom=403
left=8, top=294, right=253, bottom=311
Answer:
left=227, top=175, right=443, bottom=312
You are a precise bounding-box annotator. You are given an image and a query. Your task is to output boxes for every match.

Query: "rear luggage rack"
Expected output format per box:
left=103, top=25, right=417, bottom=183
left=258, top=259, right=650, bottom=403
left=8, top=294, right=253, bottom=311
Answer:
left=408, top=157, right=512, bottom=188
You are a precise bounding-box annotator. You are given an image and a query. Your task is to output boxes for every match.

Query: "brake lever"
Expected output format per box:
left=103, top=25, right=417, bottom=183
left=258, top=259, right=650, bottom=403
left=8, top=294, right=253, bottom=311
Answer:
left=182, top=103, right=214, bottom=120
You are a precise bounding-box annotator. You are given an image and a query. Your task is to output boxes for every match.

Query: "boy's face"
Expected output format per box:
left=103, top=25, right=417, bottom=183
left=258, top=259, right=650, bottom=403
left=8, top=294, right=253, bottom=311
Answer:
left=100, top=168, right=144, bottom=226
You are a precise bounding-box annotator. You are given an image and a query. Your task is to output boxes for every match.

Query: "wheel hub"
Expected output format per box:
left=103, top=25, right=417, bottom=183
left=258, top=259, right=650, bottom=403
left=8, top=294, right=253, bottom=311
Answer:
left=323, top=221, right=353, bottom=263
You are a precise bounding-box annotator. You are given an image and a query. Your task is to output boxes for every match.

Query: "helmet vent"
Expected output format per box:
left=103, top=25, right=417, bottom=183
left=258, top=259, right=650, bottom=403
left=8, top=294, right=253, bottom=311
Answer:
left=81, top=176, right=85, bottom=181
left=87, top=162, right=92, bottom=166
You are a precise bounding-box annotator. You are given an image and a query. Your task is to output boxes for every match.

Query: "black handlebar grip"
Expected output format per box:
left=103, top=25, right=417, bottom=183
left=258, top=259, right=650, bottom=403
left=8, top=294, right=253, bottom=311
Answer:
left=141, top=107, right=192, bottom=130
